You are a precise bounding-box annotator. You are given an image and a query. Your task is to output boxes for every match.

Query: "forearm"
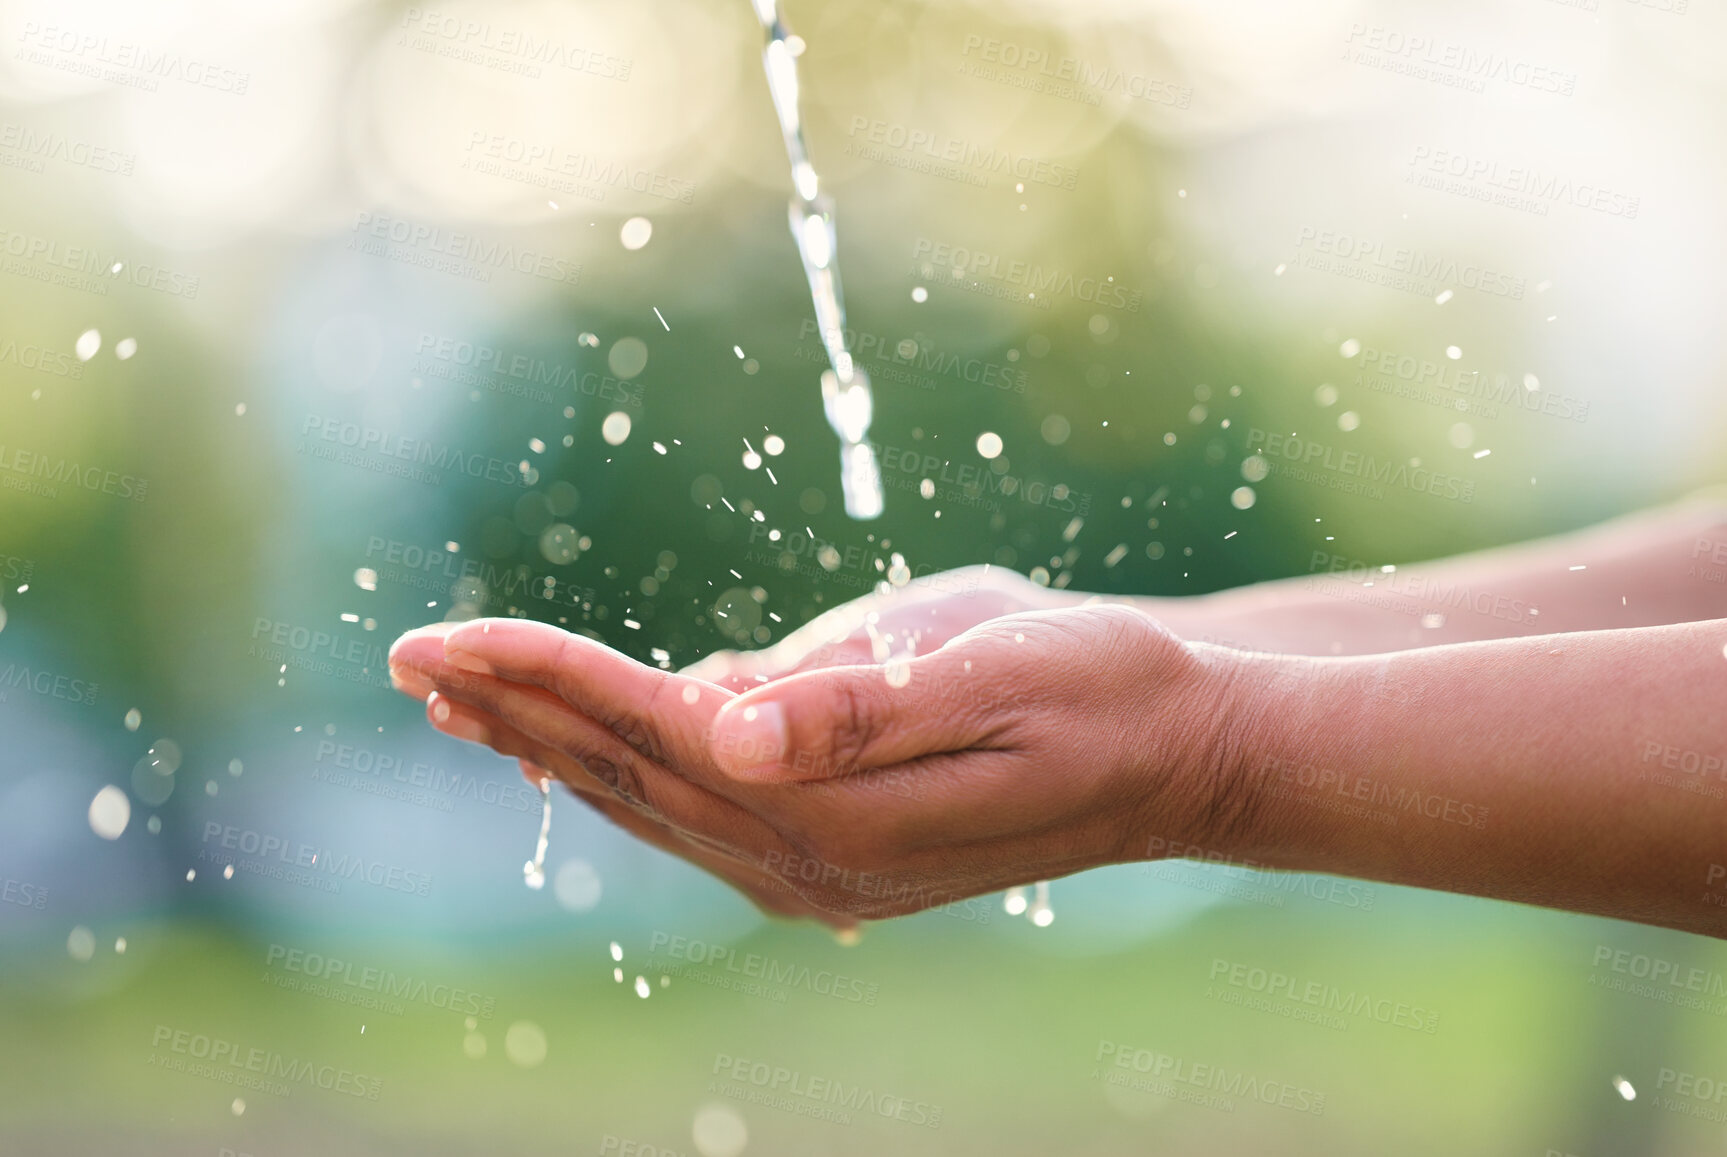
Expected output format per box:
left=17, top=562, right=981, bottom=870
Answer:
left=1212, top=618, right=1727, bottom=937
left=1136, top=492, right=1727, bottom=656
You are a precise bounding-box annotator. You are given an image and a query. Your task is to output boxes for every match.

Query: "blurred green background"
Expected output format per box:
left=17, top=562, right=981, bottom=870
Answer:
left=2, top=0, right=1726, bottom=1152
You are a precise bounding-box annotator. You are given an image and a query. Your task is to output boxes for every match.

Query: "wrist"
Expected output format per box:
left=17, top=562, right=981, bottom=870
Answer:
left=1101, top=615, right=1278, bottom=867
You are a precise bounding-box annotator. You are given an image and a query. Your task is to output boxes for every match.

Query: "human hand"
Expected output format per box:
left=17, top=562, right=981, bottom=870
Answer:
left=681, top=564, right=1079, bottom=691
left=388, top=604, right=1248, bottom=921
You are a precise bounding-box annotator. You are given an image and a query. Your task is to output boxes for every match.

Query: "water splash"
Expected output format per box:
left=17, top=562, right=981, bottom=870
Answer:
left=523, top=778, right=551, bottom=890
left=748, top=0, right=883, bottom=520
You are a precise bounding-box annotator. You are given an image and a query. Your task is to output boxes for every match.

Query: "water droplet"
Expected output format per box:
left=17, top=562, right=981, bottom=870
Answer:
left=620, top=217, right=653, bottom=250
left=553, top=858, right=602, bottom=912
left=523, top=779, right=552, bottom=890
left=1339, top=338, right=1361, bottom=359
left=1421, top=613, right=1446, bottom=629
left=75, top=329, right=101, bottom=361
left=462, top=1031, right=487, bottom=1059
left=1230, top=486, right=1256, bottom=511
left=1612, top=1075, right=1636, bottom=1101
left=114, top=937, right=127, bottom=954
left=88, top=785, right=131, bottom=840
left=1337, top=411, right=1360, bottom=432
left=607, top=337, right=648, bottom=379
left=1449, top=422, right=1475, bottom=449
left=976, top=432, right=1003, bottom=459
left=601, top=412, right=632, bottom=446
left=1314, top=383, right=1338, bottom=407
left=911, top=286, right=928, bottom=303
left=680, top=684, right=701, bottom=705
left=67, top=925, right=96, bottom=962
left=1003, top=887, right=1028, bottom=915
left=919, top=478, right=935, bottom=499
left=1445, top=345, right=1462, bottom=360
left=504, top=1021, right=548, bottom=1067
left=115, top=338, right=137, bottom=360
left=610, top=941, right=623, bottom=962
left=692, top=1102, right=749, bottom=1157
left=763, top=435, right=785, bottom=456
left=124, top=708, right=141, bottom=731
left=231, top=1098, right=245, bottom=1116
left=635, top=975, right=651, bottom=998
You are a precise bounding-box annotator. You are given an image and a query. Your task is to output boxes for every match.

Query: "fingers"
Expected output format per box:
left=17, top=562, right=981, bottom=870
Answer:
left=561, top=776, right=856, bottom=930
left=414, top=662, right=782, bottom=859
left=437, top=618, right=729, bottom=773
left=706, top=643, right=1002, bottom=783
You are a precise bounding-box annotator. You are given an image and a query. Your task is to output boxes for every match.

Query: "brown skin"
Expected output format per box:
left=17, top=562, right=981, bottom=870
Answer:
left=390, top=496, right=1727, bottom=938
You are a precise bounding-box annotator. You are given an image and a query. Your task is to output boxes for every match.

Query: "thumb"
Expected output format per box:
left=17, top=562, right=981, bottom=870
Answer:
left=707, top=648, right=990, bottom=782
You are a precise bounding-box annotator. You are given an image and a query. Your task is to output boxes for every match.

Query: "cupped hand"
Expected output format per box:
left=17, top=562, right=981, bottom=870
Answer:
left=389, top=604, right=1247, bottom=922
left=680, top=564, right=1079, bottom=691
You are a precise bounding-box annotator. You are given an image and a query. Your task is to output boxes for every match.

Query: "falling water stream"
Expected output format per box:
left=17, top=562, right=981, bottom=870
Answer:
left=742, top=1, right=1049, bottom=924
left=521, top=8, right=1048, bottom=922
left=747, top=0, right=884, bottom=520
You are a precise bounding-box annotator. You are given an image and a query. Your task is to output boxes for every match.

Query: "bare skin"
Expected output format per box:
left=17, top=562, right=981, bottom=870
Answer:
left=389, top=493, right=1727, bottom=938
